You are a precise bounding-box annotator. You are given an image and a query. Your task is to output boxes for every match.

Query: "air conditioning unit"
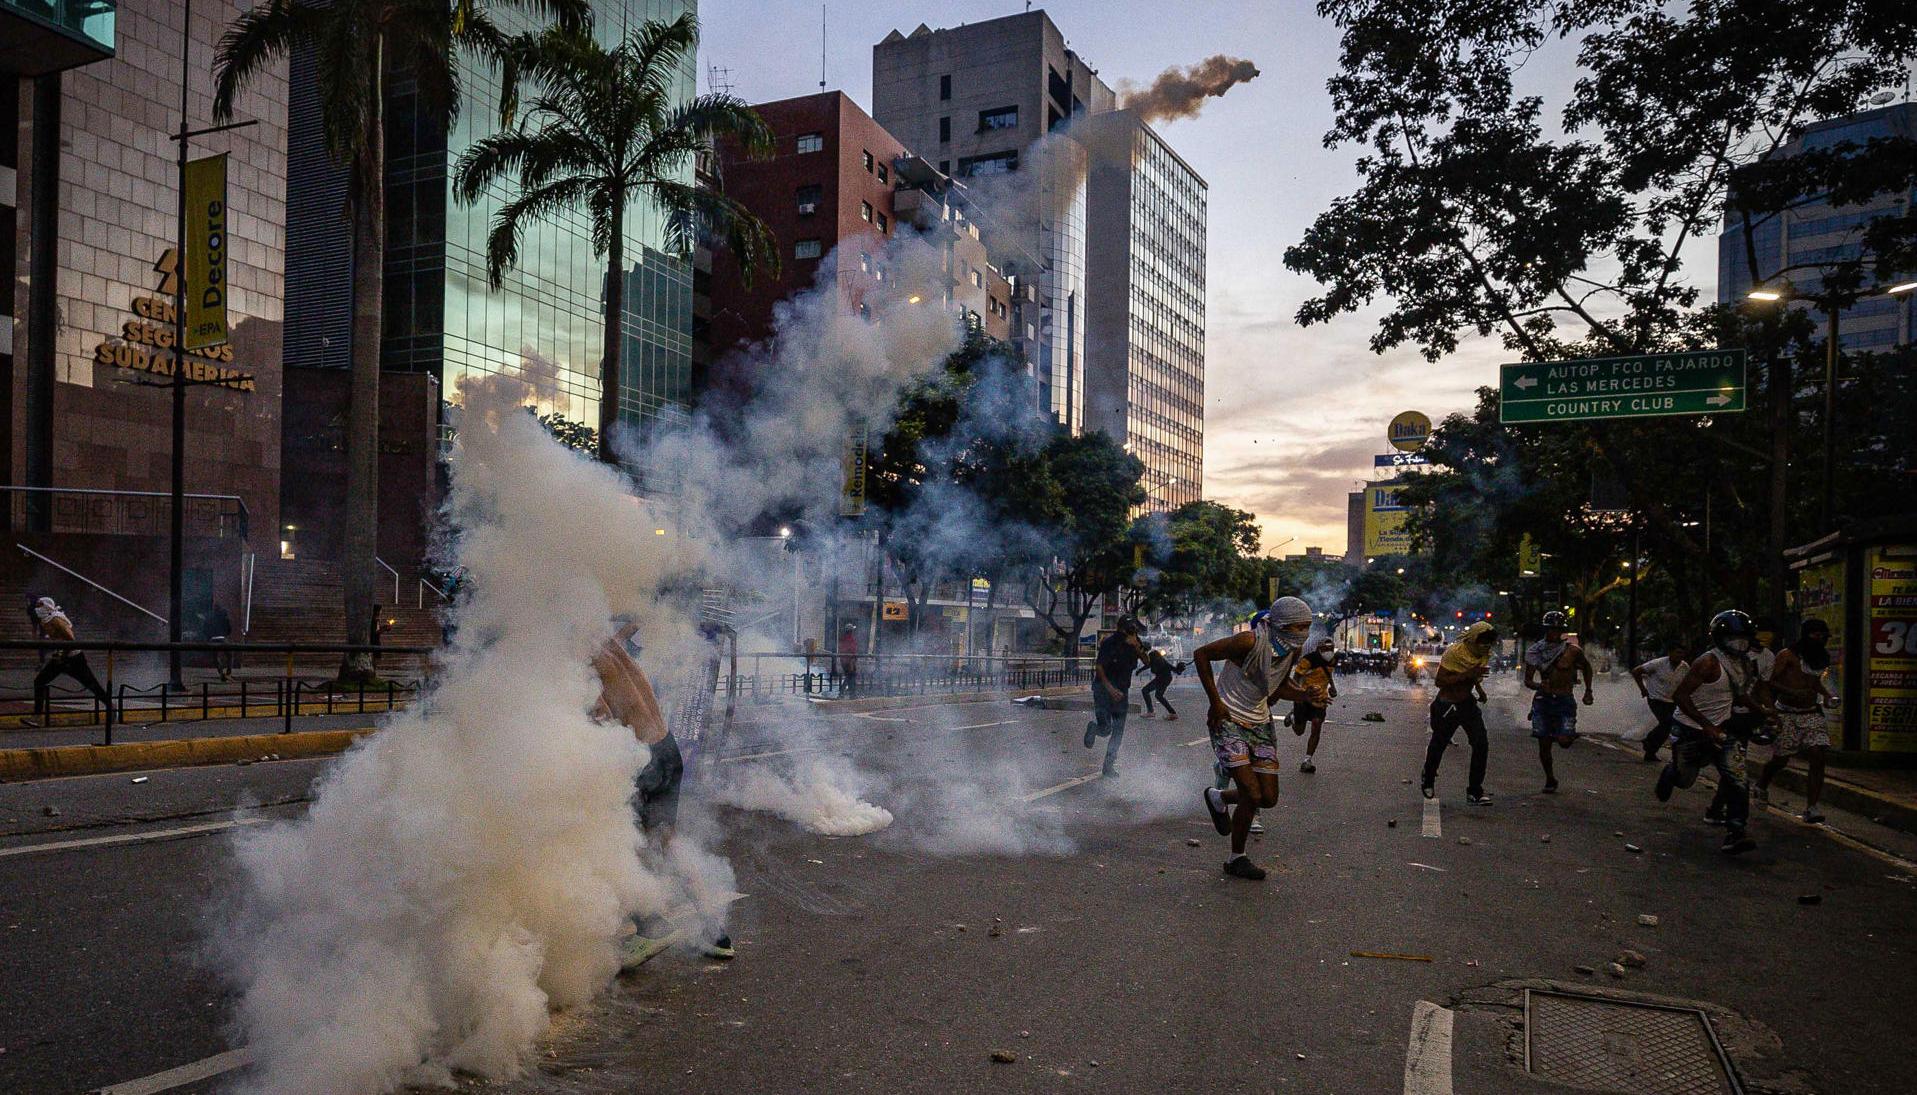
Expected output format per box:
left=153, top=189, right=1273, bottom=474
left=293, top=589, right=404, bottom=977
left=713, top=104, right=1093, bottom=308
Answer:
left=797, top=202, right=817, bottom=216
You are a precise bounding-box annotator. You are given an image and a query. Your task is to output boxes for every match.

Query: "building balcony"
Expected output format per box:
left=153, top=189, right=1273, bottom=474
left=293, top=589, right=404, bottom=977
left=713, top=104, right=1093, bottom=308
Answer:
left=1, top=0, right=115, bottom=76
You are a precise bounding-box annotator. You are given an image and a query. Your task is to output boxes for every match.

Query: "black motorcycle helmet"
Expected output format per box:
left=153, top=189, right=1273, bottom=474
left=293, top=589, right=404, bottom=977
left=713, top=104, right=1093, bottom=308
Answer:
left=1541, top=610, right=1569, bottom=631
left=1710, top=609, right=1757, bottom=651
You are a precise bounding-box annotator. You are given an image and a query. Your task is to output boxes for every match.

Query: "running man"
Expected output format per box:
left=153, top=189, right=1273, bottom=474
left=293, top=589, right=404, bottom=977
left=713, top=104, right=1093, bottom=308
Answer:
left=592, top=621, right=734, bottom=966
left=1704, top=620, right=1775, bottom=825
left=24, top=597, right=112, bottom=728
left=1754, top=619, right=1835, bottom=824
left=1135, top=647, right=1186, bottom=721
left=1423, top=621, right=1497, bottom=804
left=1522, top=611, right=1594, bottom=794
left=1289, top=638, right=1338, bottom=773
left=1084, top=618, right=1147, bottom=777
left=1657, top=609, right=1765, bottom=855
left=1630, top=641, right=1691, bottom=763
left=1196, top=596, right=1316, bottom=880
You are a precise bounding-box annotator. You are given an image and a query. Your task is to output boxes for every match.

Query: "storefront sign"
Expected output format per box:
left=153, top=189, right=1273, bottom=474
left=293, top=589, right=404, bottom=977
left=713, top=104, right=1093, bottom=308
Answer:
left=1797, top=557, right=1846, bottom=747
left=881, top=599, right=909, bottom=622
left=183, top=153, right=229, bottom=350
left=1865, top=544, right=1917, bottom=753
left=1388, top=411, right=1431, bottom=452
left=92, top=249, right=255, bottom=391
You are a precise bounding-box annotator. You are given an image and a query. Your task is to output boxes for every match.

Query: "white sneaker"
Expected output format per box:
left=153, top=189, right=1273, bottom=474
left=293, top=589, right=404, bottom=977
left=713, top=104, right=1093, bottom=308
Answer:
left=1248, top=819, right=1265, bottom=834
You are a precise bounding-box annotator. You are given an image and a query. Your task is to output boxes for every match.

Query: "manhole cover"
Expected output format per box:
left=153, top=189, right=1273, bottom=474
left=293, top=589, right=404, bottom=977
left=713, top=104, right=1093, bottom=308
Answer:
left=1525, top=989, right=1741, bottom=1094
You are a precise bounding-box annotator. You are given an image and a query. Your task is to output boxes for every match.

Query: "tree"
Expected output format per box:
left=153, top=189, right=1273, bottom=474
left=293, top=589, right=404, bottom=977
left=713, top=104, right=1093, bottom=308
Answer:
left=1024, top=432, right=1147, bottom=650
left=214, top=0, right=588, bottom=678
left=1133, top=501, right=1261, bottom=625
left=453, top=13, right=778, bottom=465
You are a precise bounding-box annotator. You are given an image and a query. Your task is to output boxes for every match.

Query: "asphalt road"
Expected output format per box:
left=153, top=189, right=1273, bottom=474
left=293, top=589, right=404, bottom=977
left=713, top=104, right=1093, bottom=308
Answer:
left=4, top=672, right=1915, bottom=1094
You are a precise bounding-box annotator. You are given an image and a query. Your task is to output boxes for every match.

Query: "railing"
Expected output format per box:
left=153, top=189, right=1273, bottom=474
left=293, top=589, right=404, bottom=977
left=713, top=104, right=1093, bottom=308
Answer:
left=728, top=652, right=1094, bottom=702
left=375, top=557, right=400, bottom=605
left=3, top=485, right=249, bottom=541
left=16, top=544, right=167, bottom=624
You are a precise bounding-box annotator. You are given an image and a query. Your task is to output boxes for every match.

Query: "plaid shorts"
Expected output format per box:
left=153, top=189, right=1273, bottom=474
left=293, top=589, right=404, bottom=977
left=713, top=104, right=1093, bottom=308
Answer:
left=1212, top=716, right=1280, bottom=774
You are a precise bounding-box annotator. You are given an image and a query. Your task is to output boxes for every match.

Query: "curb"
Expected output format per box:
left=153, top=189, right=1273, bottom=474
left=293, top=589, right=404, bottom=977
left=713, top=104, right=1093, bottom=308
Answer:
left=1, top=697, right=414, bottom=732
left=1769, top=766, right=1917, bottom=836
left=0, top=729, right=372, bottom=782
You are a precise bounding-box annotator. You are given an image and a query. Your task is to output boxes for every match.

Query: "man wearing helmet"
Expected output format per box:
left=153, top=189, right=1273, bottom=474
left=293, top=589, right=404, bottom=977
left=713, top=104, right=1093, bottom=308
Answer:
left=1659, top=609, right=1768, bottom=855
left=1194, top=595, right=1318, bottom=880
left=1523, top=610, right=1595, bottom=793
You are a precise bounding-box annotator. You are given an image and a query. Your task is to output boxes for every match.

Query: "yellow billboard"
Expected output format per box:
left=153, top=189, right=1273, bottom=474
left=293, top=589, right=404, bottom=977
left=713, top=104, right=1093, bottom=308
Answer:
left=1364, top=482, right=1413, bottom=556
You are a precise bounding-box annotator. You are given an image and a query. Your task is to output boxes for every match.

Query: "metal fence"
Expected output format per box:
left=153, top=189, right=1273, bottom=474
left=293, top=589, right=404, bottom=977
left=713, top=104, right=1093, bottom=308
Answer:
left=727, top=652, right=1095, bottom=702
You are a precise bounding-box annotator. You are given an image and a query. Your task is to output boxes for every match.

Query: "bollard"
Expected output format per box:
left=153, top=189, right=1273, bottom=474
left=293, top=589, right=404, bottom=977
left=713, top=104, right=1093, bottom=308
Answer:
left=240, top=678, right=248, bottom=718
left=202, top=681, right=210, bottom=721
left=103, top=650, right=116, bottom=746
left=284, top=650, right=295, bottom=734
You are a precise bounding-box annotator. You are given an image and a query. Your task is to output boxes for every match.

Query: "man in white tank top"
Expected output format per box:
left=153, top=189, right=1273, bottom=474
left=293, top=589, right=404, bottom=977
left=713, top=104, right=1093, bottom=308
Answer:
left=1658, top=609, right=1769, bottom=855
left=1195, top=595, right=1317, bottom=880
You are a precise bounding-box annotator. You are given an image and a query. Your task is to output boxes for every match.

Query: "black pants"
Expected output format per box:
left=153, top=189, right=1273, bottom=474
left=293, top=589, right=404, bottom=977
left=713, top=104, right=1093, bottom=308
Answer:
left=1423, top=698, right=1487, bottom=796
left=1642, top=699, right=1678, bottom=757
left=34, top=652, right=111, bottom=718
left=1141, top=675, right=1175, bottom=716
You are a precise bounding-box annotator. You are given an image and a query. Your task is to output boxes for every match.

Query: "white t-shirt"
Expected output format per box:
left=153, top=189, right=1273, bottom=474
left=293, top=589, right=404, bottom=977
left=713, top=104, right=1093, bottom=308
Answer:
left=1634, top=657, right=1688, bottom=702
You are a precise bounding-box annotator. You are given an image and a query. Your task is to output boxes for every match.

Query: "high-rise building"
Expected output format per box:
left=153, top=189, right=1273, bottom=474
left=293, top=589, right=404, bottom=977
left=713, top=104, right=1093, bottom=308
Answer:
left=1717, top=102, right=1915, bottom=351
left=1082, top=109, right=1205, bottom=512
left=873, top=12, right=1115, bottom=433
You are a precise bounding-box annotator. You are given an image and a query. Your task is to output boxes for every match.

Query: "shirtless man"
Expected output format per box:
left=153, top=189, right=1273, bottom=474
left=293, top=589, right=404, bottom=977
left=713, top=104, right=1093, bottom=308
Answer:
left=1754, top=619, right=1835, bottom=824
left=1522, top=611, right=1594, bottom=794
left=1195, top=596, right=1316, bottom=880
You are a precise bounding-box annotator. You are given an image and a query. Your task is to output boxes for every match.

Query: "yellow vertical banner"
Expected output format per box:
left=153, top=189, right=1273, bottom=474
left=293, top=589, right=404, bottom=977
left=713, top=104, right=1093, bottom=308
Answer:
left=840, top=425, right=868, bottom=517
left=183, top=154, right=230, bottom=350
left=1518, top=534, right=1542, bottom=576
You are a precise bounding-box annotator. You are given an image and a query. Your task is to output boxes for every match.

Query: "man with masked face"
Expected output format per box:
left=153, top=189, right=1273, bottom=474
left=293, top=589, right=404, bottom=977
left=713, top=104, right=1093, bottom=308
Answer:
left=1423, top=621, right=1498, bottom=804
left=1659, top=609, right=1768, bottom=855
left=1753, top=619, right=1835, bottom=824
left=1523, top=610, right=1594, bottom=794
left=1195, top=596, right=1316, bottom=880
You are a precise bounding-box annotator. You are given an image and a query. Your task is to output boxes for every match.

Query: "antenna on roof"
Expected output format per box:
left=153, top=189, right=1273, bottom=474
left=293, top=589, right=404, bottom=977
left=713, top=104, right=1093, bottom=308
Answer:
left=820, top=4, right=828, bottom=90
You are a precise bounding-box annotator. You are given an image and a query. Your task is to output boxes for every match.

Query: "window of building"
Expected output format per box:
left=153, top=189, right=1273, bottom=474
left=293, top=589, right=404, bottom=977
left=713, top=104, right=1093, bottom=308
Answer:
left=862, top=149, right=874, bottom=173
left=979, top=106, right=1018, bottom=132
left=876, top=162, right=888, bottom=183
left=794, top=238, right=823, bottom=260
left=859, top=251, right=871, bottom=273
left=860, top=200, right=873, bottom=222
left=970, top=269, right=983, bottom=288
left=939, top=74, right=952, bottom=100
left=876, top=213, right=888, bottom=234
left=938, top=116, right=951, bottom=143
left=796, top=184, right=822, bottom=215
left=796, top=132, right=824, bottom=154
left=957, top=150, right=1018, bottom=177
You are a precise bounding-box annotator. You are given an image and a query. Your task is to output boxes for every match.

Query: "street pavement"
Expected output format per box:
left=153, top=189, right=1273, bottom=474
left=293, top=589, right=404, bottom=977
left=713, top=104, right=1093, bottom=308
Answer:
left=4, top=672, right=1915, bottom=1093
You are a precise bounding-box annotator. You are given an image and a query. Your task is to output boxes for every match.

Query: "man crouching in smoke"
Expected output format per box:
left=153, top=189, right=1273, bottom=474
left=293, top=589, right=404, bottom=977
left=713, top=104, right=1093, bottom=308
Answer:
left=591, top=620, right=735, bottom=966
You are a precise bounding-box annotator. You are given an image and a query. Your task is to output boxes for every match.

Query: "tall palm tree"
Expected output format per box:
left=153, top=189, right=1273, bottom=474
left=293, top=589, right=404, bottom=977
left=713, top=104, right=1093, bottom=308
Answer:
left=453, top=13, right=778, bottom=465
left=212, top=0, right=586, bottom=678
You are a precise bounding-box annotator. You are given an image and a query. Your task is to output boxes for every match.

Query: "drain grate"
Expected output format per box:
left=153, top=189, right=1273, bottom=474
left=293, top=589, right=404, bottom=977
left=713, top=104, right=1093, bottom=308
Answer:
left=1525, top=989, right=1742, bottom=1095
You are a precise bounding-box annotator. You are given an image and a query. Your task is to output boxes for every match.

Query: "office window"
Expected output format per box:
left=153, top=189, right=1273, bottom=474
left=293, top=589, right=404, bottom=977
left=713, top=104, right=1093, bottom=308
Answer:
left=957, top=150, right=1018, bottom=177
left=794, top=238, right=823, bottom=260
left=862, top=150, right=874, bottom=173
left=876, top=213, right=888, bottom=234
left=979, top=106, right=1018, bottom=132
left=861, top=200, right=873, bottom=223
left=939, top=74, right=952, bottom=100
left=796, top=132, right=824, bottom=153
left=939, top=116, right=951, bottom=143
left=877, top=163, right=888, bottom=183
left=796, top=184, right=822, bottom=214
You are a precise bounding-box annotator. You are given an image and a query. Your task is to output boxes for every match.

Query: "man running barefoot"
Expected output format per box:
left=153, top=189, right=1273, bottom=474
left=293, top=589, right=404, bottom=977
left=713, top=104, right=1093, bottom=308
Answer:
left=1423, top=622, right=1497, bottom=804
left=1136, top=648, right=1186, bottom=721
left=1631, top=641, right=1691, bottom=763
left=592, top=622, right=734, bottom=966
left=1754, top=619, right=1835, bottom=824
left=1659, top=610, right=1766, bottom=855
left=1289, top=639, right=1338, bottom=773
left=1522, top=611, right=1593, bottom=794
left=1196, top=596, right=1316, bottom=880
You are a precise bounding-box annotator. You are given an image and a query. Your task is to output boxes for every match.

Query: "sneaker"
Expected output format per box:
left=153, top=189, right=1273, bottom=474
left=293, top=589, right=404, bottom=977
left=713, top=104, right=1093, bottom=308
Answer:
left=1721, top=833, right=1757, bottom=856
left=1542, top=779, right=1559, bottom=795
left=1164, top=713, right=1179, bottom=722
left=619, top=929, right=681, bottom=971
left=1467, top=791, right=1494, bottom=805
left=1801, top=811, right=1826, bottom=825
left=1101, top=764, right=1120, bottom=779
left=1203, top=787, right=1231, bottom=835
left=1654, top=764, right=1677, bottom=803
left=1140, top=711, right=1156, bottom=719
left=1282, top=712, right=1294, bottom=728
left=1223, top=855, right=1268, bottom=880
left=1641, top=749, right=1660, bottom=763
left=1420, top=779, right=1435, bottom=801
left=700, top=933, right=736, bottom=960
left=1703, top=810, right=1726, bottom=827
left=1299, top=759, right=1316, bottom=774
left=1249, top=819, right=1265, bottom=834
left=1084, top=721, right=1098, bottom=748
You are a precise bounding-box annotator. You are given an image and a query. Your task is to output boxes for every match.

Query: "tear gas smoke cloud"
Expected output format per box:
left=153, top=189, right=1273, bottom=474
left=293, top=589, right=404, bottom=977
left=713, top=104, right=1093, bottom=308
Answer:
left=1118, top=56, right=1262, bottom=124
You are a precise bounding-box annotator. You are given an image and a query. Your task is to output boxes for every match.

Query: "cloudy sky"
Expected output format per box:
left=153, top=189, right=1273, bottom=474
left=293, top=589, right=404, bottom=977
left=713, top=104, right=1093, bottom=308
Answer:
left=701, top=1, right=1715, bottom=555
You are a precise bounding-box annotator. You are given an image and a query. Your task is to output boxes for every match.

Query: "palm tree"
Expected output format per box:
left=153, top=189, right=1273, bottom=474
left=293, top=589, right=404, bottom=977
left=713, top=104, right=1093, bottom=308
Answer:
left=212, top=0, right=586, bottom=678
left=453, top=13, right=779, bottom=465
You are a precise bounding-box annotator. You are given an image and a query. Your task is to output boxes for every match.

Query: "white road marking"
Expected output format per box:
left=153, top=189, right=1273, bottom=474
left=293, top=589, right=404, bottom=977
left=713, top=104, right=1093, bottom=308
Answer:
left=1422, top=798, right=1443, bottom=838
left=713, top=746, right=818, bottom=764
left=948, top=718, right=1017, bottom=731
left=1402, top=1000, right=1455, bottom=1095
left=851, top=713, right=910, bottom=722
left=0, top=817, right=267, bottom=859
left=1182, top=736, right=1211, bottom=747
left=93, top=1047, right=254, bottom=1095
left=1022, top=773, right=1105, bottom=802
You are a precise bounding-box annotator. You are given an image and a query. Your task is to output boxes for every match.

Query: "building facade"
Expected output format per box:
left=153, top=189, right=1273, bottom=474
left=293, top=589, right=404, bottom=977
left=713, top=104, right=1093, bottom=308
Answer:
left=5, top=0, right=287, bottom=634
left=873, top=11, right=1116, bottom=433
left=1716, top=102, right=1915, bottom=351
left=1082, top=109, right=1205, bottom=512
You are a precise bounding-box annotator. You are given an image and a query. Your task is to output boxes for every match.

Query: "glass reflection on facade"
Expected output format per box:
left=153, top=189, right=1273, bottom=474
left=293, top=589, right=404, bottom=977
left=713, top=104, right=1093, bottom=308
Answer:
left=1040, top=140, right=1090, bottom=433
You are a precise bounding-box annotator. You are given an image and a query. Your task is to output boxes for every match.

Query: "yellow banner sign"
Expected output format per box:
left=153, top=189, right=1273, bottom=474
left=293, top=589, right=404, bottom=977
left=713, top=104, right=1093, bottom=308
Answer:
left=1518, top=534, right=1541, bottom=577
left=1363, top=483, right=1412, bottom=556
left=183, top=154, right=229, bottom=350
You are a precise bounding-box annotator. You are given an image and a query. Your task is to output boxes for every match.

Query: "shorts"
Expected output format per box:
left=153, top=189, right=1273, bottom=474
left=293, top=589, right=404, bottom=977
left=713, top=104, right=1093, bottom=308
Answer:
left=1211, top=716, right=1280, bottom=775
left=1529, top=693, right=1578, bottom=742
left=1772, top=709, right=1831, bottom=756
left=635, top=733, right=685, bottom=831
left=1292, top=701, right=1328, bottom=725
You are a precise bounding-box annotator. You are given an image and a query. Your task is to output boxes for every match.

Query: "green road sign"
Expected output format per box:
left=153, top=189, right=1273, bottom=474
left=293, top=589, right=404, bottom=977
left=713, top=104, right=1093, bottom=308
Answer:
left=1499, top=349, right=1746, bottom=424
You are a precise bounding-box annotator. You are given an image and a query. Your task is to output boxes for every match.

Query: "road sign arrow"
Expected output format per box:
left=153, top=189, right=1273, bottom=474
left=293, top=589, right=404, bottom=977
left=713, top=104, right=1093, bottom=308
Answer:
left=1513, top=375, right=1538, bottom=390
left=1705, top=393, right=1732, bottom=407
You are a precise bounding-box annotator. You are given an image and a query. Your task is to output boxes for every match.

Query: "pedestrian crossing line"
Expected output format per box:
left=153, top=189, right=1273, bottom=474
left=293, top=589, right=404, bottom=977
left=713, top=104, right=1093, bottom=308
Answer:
left=0, top=817, right=267, bottom=859
left=1022, top=772, right=1104, bottom=802
left=91, top=1046, right=254, bottom=1094
left=1422, top=798, right=1442, bottom=838
left=1402, top=1000, right=1455, bottom=1095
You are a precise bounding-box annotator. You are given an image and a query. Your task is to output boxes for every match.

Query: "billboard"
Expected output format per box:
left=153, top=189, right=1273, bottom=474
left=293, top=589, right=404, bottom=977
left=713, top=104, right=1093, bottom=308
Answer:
left=1364, top=482, right=1413, bottom=556
left=1865, top=544, right=1917, bottom=752
left=1796, top=557, right=1845, bottom=748
left=182, top=153, right=230, bottom=350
